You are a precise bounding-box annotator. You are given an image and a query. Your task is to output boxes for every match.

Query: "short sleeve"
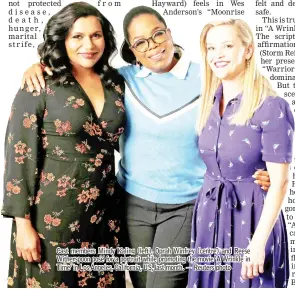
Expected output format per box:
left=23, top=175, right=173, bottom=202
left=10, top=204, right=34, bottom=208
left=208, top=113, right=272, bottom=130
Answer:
left=260, top=97, right=294, bottom=163
left=1, top=87, right=46, bottom=219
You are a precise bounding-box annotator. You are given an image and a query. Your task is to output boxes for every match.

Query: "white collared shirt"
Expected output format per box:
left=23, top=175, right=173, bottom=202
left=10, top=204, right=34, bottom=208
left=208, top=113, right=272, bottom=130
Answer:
left=135, top=52, right=191, bottom=80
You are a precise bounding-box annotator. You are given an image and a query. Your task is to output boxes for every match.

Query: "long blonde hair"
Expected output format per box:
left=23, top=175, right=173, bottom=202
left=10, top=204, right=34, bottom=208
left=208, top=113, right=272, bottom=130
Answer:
left=198, top=19, right=276, bottom=134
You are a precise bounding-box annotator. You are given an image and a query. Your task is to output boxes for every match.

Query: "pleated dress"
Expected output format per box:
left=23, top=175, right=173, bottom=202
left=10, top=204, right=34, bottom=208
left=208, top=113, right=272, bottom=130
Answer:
left=188, top=85, right=294, bottom=288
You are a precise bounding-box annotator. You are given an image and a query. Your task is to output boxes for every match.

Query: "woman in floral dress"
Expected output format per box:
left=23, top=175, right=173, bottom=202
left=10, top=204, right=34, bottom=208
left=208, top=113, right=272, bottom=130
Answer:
left=188, top=19, right=293, bottom=288
left=1, top=2, right=125, bottom=288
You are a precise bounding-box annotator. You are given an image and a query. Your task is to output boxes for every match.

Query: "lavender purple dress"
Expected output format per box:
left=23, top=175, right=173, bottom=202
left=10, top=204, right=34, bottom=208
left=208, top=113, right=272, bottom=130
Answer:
left=188, top=85, right=294, bottom=288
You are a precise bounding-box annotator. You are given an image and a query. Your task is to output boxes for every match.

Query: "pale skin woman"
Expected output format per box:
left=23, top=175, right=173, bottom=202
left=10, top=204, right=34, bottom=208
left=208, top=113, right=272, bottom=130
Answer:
left=15, top=15, right=106, bottom=264
left=203, top=23, right=290, bottom=281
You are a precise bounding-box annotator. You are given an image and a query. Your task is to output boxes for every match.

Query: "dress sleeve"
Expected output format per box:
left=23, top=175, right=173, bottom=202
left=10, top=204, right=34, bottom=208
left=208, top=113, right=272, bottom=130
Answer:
left=1, top=87, right=46, bottom=219
left=260, top=97, right=294, bottom=163
left=108, top=73, right=125, bottom=153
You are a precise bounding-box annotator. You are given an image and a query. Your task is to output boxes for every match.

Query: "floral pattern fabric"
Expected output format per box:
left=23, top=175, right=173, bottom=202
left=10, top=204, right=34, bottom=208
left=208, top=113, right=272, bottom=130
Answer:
left=2, top=76, right=126, bottom=288
left=188, top=85, right=294, bottom=288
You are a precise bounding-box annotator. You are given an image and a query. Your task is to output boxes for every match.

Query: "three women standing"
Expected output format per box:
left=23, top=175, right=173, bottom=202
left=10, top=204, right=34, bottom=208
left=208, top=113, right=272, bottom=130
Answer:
left=15, top=4, right=277, bottom=289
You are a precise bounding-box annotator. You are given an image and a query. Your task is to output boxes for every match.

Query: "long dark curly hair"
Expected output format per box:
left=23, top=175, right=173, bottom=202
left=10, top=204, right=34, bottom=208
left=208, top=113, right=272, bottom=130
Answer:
left=38, top=2, right=120, bottom=86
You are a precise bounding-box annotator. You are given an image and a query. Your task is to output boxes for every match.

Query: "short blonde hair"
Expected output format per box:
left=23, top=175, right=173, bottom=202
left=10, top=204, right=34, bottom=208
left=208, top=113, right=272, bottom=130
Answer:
left=198, top=19, right=276, bottom=133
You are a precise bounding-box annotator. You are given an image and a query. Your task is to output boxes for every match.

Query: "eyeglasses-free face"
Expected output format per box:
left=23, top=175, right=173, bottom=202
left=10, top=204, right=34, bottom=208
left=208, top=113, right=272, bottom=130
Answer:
left=130, top=29, right=168, bottom=53
left=206, top=25, right=253, bottom=81
left=128, top=14, right=177, bottom=73
left=65, top=16, right=105, bottom=71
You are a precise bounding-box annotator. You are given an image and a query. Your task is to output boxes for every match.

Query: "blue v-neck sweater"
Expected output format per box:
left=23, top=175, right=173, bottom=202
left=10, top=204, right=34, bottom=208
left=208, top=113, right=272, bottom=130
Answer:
left=117, top=58, right=205, bottom=204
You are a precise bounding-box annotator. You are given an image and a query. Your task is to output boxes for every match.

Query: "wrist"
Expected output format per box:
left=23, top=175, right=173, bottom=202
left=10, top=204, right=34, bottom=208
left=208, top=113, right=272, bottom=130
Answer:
left=15, top=217, right=32, bottom=226
left=250, top=235, right=267, bottom=247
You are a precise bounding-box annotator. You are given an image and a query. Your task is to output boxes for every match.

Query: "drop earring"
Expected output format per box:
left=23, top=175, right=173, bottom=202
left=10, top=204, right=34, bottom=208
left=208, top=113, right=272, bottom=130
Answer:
left=246, top=59, right=250, bottom=68
left=136, top=60, right=141, bottom=68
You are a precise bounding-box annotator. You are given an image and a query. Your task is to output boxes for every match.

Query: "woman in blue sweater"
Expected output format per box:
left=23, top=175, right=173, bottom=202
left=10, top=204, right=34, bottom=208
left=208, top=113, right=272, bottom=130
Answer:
left=20, top=5, right=270, bottom=288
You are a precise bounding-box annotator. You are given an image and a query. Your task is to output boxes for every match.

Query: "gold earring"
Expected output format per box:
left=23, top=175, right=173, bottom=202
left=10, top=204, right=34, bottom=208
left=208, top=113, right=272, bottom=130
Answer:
left=247, top=59, right=250, bottom=68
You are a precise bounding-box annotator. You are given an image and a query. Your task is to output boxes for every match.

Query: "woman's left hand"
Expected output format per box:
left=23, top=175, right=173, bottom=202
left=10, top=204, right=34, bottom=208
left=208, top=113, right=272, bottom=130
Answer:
left=241, top=241, right=265, bottom=280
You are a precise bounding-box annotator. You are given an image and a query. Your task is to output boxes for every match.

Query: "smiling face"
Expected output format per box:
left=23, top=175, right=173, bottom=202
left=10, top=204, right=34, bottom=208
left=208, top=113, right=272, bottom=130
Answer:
left=65, top=16, right=105, bottom=70
left=127, top=13, right=176, bottom=73
left=205, top=25, right=252, bottom=81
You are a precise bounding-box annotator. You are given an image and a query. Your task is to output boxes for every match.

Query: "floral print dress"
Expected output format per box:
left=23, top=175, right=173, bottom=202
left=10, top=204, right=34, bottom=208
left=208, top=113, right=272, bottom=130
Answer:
left=1, top=75, right=126, bottom=288
left=187, top=85, right=294, bottom=288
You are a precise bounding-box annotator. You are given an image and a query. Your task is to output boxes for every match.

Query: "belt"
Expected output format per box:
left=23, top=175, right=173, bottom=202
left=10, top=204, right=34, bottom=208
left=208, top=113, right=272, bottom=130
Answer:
left=204, top=173, right=254, bottom=209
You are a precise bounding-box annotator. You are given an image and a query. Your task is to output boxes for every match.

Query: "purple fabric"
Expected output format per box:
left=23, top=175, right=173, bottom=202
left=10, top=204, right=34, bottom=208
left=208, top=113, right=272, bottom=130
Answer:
left=188, top=85, right=294, bottom=288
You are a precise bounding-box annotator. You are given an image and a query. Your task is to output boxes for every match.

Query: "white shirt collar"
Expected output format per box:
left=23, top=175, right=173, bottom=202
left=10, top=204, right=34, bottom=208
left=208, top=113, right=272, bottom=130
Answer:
left=135, top=51, right=191, bottom=80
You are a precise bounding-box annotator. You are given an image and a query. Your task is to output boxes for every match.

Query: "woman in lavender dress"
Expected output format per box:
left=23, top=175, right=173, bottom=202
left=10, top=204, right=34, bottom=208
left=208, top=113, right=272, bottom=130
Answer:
left=188, top=19, right=293, bottom=288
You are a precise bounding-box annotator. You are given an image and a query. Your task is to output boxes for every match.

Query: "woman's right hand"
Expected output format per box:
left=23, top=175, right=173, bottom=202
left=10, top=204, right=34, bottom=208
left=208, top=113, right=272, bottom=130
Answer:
left=241, top=241, right=265, bottom=280
left=15, top=217, right=41, bottom=263
left=21, top=63, right=52, bottom=93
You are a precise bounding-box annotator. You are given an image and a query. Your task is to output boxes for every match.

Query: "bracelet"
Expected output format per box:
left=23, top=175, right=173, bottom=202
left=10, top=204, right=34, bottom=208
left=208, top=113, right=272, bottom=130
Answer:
left=40, top=63, right=46, bottom=71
